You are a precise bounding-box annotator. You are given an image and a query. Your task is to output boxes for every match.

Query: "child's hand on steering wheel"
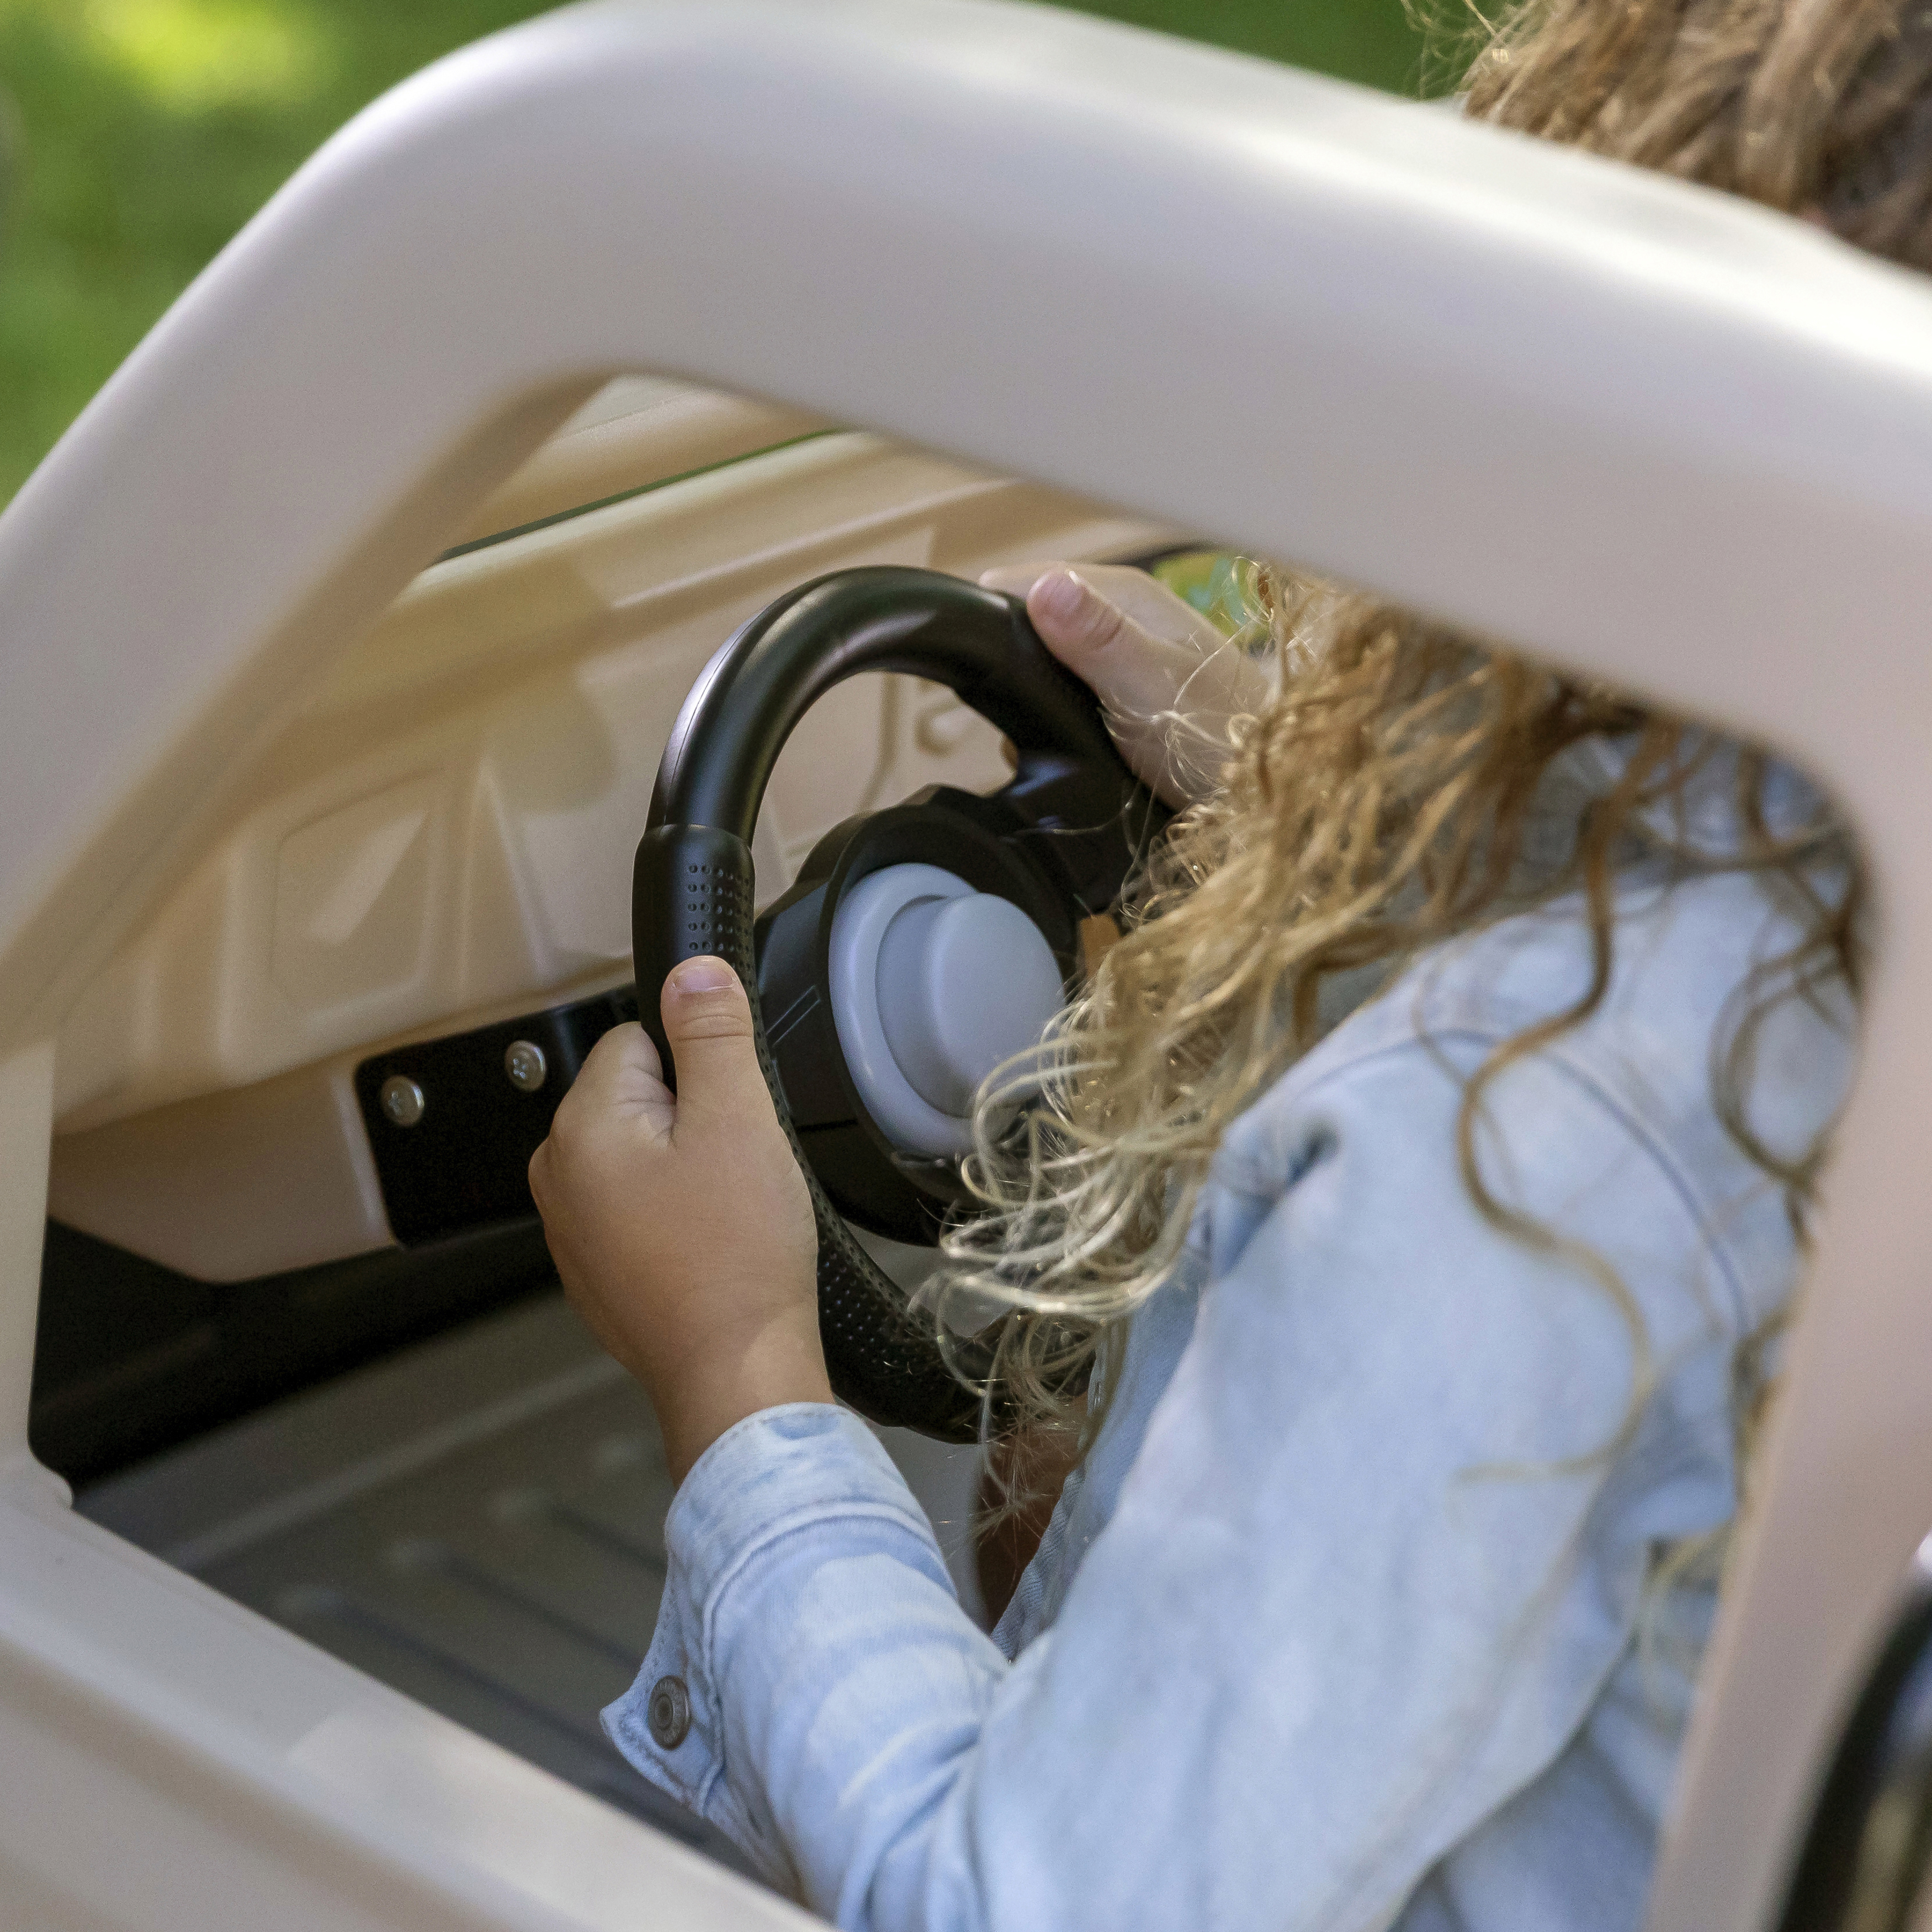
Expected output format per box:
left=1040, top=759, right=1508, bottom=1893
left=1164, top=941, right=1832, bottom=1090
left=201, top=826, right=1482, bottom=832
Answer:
left=980, top=561, right=1272, bottom=808
left=530, top=958, right=826, bottom=1485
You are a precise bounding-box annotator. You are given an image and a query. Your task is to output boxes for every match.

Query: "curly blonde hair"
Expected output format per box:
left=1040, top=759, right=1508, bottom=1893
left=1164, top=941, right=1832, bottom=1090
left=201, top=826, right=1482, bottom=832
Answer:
left=942, top=0, right=1892, bottom=1483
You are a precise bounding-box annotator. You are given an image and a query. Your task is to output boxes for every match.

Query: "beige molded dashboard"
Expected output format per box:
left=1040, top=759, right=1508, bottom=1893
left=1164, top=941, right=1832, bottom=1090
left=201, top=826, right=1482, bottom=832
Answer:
left=46, top=379, right=1175, bottom=1281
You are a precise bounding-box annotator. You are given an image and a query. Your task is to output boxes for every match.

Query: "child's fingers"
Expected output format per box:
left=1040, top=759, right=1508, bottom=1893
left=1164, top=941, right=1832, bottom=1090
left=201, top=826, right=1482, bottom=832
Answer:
left=981, top=565, right=1266, bottom=805
left=566, top=1020, right=669, bottom=1112
left=535, top=1023, right=672, bottom=1195
left=980, top=560, right=1223, bottom=655
left=982, top=560, right=1249, bottom=703
left=1005, top=567, right=1193, bottom=732
left=1026, top=569, right=1203, bottom=700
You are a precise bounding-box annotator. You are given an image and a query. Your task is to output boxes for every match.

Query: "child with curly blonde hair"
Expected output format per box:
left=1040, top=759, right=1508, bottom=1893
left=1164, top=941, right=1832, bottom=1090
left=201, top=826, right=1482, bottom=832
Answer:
left=528, top=2, right=1897, bottom=1924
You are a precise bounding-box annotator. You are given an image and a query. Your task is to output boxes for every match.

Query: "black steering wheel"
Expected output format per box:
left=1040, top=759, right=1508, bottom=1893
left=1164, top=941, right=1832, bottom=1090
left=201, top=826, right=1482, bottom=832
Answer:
left=633, top=566, right=1164, bottom=1440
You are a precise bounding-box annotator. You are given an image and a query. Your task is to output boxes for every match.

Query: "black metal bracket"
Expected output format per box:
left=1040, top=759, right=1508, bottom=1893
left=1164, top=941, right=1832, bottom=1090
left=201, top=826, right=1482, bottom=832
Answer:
left=354, top=985, right=638, bottom=1245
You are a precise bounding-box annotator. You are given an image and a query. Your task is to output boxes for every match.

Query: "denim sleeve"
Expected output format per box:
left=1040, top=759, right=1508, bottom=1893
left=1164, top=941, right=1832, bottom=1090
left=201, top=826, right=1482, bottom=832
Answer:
left=606, top=1405, right=1007, bottom=1901
left=606, top=1034, right=1748, bottom=1932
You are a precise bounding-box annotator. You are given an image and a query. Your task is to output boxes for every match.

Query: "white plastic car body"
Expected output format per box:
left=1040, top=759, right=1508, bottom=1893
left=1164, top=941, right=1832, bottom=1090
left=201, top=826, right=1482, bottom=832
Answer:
left=2, top=2, right=1930, bottom=1926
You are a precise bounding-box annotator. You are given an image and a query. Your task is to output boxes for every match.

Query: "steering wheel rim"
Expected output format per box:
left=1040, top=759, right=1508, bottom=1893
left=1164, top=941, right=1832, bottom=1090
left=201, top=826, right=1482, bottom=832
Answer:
left=632, top=565, right=1164, bottom=1440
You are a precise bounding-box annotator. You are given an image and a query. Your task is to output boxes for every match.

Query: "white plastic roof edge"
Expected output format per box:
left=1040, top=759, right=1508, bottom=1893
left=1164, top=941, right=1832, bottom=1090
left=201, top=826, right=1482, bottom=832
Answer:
left=3, top=2, right=1931, bottom=1925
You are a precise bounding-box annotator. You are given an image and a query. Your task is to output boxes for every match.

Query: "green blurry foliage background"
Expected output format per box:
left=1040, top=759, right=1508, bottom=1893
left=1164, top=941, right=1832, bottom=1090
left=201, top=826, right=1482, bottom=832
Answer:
left=0, top=0, right=1431, bottom=504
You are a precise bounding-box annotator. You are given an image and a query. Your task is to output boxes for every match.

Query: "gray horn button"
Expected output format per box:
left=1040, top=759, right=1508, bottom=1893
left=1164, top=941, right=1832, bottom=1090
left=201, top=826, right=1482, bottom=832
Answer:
left=826, top=862, right=1063, bottom=1159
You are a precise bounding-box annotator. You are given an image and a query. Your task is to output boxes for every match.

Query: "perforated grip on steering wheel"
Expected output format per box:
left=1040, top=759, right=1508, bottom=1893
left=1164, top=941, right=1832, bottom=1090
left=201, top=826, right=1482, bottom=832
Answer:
left=634, top=823, right=983, bottom=1440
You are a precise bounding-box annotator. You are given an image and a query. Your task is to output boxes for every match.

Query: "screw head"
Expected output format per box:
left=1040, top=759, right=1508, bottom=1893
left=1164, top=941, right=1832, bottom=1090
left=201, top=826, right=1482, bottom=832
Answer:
left=504, top=1039, right=548, bottom=1093
left=379, top=1075, right=425, bottom=1127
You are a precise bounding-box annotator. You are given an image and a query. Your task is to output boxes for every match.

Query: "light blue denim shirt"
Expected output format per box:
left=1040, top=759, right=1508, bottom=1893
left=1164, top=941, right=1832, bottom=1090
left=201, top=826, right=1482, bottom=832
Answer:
left=607, top=765, right=1852, bottom=1932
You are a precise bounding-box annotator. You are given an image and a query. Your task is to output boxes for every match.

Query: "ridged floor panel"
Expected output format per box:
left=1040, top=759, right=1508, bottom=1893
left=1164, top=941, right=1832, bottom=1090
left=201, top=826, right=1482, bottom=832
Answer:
left=78, top=1292, right=982, bottom=1880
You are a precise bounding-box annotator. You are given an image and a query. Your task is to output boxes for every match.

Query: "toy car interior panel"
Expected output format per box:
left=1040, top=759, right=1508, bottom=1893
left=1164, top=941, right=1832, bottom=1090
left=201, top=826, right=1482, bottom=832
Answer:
left=2, top=3, right=1931, bottom=1929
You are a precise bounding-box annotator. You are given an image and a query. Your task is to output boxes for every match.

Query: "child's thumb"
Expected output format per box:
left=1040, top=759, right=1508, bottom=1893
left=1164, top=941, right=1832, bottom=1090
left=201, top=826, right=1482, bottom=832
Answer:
left=660, top=957, right=771, bottom=1124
